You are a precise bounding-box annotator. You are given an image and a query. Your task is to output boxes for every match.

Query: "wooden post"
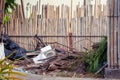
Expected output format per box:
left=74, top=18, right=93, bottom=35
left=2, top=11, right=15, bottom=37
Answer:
left=0, top=0, right=4, bottom=37
left=68, top=0, right=73, bottom=51
left=105, top=0, right=120, bottom=78
left=0, top=0, right=4, bottom=23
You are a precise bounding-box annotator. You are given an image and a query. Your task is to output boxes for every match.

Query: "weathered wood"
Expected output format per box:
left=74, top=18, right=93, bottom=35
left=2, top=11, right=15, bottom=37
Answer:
left=118, top=0, right=120, bottom=16
left=114, top=0, right=118, bottom=16
left=118, top=17, right=120, bottom=68
left=42, top=5, right=46, bottom=18
left=114, top=17, right=118, bottom=68
left=110, top=17, right=114, bottom=68
left=0, top=0, right=4, bottom=33
left=76, top=2, right=81, bottom=18
left=107, top=16, right=111, bottom=68
left=6, top=3, right=109, bottom=55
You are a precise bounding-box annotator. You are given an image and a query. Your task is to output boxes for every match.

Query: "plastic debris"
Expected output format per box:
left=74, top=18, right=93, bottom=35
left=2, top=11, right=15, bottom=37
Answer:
left=0, top=43, right=5, bottom=59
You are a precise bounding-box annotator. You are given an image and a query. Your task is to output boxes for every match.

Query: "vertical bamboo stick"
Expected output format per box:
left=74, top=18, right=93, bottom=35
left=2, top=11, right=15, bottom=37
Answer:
left=0, top=0, right=4, bottom=34
left=118, top=17, right=120, bottom=68
left=114, top=0, right=119, bottom=68
left=118, top=0, right=120, bottom=68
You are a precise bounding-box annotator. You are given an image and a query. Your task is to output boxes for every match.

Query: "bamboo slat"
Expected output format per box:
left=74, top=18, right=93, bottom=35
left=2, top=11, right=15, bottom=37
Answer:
left=114, top=17, right=118, bottom=68
left=0, top=0, right=4, bottom=23
left=118, top=0, right=120, bottom=16
left=118, top=17, right=120, bottom=68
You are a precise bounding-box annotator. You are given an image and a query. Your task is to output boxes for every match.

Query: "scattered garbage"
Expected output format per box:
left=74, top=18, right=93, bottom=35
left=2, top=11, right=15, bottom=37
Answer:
left=55, top=46, right=66, bottom=54
left=41, top=45, right=52, bottom=52
left=0, top=34, right=26, bottom=60
left=34, top=34, right=47, bottom=50
left=33, top=52, right=47, bottom=64
left=33, top=45, right=56, bottom=64
left=33, top=35, right=56, bottom=64
left=0, top=43, right=5, bottom=59
left=3, top=34, right=105, bottom=78
left=12, top=35, right=85, bottom=74
left=13, top=67, right=29, bottom=73
left=15, top=50, right=85, bottom=75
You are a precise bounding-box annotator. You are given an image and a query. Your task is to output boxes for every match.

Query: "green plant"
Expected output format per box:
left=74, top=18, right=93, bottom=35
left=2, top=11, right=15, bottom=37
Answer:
left=5, top=0, right=16, bottom=14
left=3, top=15, right=10, bottom=26
left=85, top=37, right=107, bottom=73
left=3, top=0, right=16, bottom=26
left=0, top=51, right=25, bottom=80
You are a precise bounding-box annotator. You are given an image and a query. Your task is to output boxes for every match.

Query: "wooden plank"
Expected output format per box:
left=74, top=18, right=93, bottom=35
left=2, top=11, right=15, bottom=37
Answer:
left=110, top=16, right=114, bottom=68
left=50, top=19, right=53, bottom=43
left=66, top=5, right=70, bottom=19
left=19, top=19, right=22, bottom=47
left=44, top=18, right=47, bottom=41
left=54, top=19, right=58, bottom=42
left=88, top=16, right=92, bottom=49
left=114, top=17, right=119, bottom=68
left=94, top=18, right=99, bottom=42
left=82, top=17, right=86, bottom=51
left=15, top=18, right=19, bottom=46
left=85, top=17, right=90, bottom=49
left=47, top=19, right=49, bottom=43
left=52, top=19, right=55, bottom=43
left=61, top=19, right=64, bottom=46
left=76, top=2, right=80, bottom=18
left=118, top=0, right=120, bottom=16
left=81, top=17, right=84, bottom=51
left=71, top=18, right=76, bottom=49
left=118, top=17, right=120, bottom=68
left=114, top=0, right=118, bottom=16
left=103, top=5, right=106, bottom=16
left=36, top=18, right=41, bottom=49
left=21, top=19, right=24, bottom=48
left=98, top=4, right=102, bottom=17
left=75, top=18, right=77, bottom=49
left=56, top=6, right=59, bottom=18
left=88, top=4, right=93, bottom=17
left=28, top=19, right=32, bottom=50
left=111, top=0, right=114, bottom=16
left=106, top=17, right=111, bottom=69
left=81, top=5, right=84, bottom=17
left=42, top=5, right=46, bottom=18
left=104, top=17, right=108, bottom=36
left=0, top=0, right=4, bottom=29
left=61, top=4, right=64, bottom=19
left=0, top=0, right=4, bottom=10
left=57, top=19, right=60, bottom=46
left=25, top=19, right=27, bottom=49
left=60, top=19, right=63, bottom=46
left=56, top=19, right=58, bottom=46
left=77, top=18, right=80, bottom=50
left=89, top=16, right=93, bottom=49
left=80, top=17, right=83, bottom=50
left=37, top=18, right=40, bottom=35
left=65, top=19, right=68, bottom=50
left=94, top=2, right=97, bottom=18
left=11, top=19, right=14, bottom=35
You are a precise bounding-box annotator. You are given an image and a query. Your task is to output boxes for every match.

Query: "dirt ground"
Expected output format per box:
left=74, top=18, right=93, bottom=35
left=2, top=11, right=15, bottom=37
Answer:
left=16, top=73, right=118, bottom=80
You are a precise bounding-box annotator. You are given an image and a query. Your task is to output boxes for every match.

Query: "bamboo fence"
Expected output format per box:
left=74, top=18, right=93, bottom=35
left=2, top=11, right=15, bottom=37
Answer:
left=6, top=1, right=108, bottom=51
